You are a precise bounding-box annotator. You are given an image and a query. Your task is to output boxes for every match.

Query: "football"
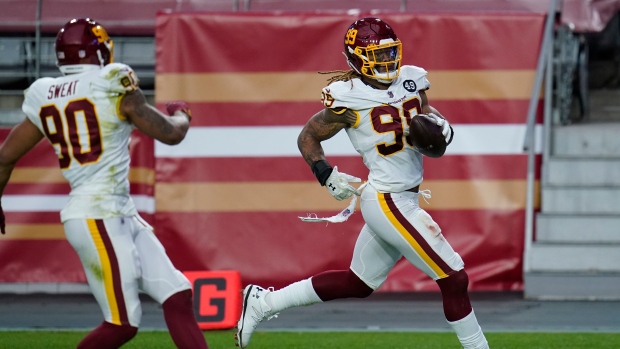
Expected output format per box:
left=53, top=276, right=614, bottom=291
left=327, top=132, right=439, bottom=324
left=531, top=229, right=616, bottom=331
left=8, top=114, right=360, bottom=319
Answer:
left=408, top=114, right=447, bottom=158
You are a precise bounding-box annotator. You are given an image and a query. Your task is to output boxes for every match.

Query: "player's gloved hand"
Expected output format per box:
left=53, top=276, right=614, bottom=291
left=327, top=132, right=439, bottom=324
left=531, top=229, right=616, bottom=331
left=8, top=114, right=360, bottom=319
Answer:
left=427, top=113, right=454, bottom=144
left=325, top=166, right=362, bottom=201
left=0, top=202, right=5, bottom=235
left=165, top=101, right=192, bottom=121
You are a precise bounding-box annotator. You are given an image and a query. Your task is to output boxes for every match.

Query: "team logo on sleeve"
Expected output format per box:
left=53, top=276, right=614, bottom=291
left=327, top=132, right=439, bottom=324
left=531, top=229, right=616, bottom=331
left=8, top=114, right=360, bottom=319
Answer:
left=403, top=80, right=417, bottom=92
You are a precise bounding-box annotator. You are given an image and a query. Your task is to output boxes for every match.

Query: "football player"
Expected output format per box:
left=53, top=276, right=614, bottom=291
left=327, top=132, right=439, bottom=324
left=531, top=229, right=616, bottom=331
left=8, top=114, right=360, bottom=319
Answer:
left=0, top=18, right=208, bottom=349
left=236, top=17, right=489, bottom=349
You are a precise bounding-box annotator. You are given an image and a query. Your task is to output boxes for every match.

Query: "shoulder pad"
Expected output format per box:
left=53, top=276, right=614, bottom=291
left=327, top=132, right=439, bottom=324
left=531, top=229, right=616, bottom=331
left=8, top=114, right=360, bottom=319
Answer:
left=400, top=65, right=430, bottom=90
left=99, top=63, right=140, bottom=93
left=321, top=80, right=361, bottom=109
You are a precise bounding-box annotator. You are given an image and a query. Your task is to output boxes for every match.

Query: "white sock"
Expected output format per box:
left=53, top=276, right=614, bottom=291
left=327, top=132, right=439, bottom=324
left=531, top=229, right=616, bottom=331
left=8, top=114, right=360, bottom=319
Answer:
left=447, top=310, right=490, bottom=349
left=264, top=278, right=322, bottom=312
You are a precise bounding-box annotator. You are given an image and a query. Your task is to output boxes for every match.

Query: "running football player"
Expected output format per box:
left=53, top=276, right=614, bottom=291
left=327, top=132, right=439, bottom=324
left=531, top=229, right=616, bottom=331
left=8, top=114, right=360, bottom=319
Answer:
left=236, top=17, right=489, bottom=349
left=0, top=18, right=208, bottom=349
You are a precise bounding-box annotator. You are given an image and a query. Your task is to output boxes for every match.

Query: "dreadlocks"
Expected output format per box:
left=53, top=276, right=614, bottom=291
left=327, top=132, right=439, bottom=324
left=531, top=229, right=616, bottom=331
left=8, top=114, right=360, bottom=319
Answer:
left=319, top=69, right=361, bottom=87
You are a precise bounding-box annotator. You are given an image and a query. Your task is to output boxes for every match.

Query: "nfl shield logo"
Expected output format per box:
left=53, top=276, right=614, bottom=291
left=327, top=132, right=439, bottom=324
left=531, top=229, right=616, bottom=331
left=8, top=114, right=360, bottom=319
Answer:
left=387, top=91, right=394, bottom=98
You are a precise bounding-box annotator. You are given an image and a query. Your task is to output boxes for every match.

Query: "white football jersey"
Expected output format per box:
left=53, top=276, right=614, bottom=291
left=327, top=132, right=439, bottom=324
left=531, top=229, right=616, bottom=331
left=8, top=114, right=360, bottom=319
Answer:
left=321, top=65, right=431, bottom=193
left=22, top=63, right=140, bottom=222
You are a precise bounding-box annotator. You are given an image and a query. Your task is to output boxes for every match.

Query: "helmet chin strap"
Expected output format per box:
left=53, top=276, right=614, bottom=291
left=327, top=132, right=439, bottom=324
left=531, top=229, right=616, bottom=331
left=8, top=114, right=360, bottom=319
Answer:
left=345, top=55, right=362, bottom=75
left=96, top=49, right=105, bottom=67
left=347, top=61, right=362, bottom=75
left=371, top=66, right=398, bottom=84
left=374, top=75, right=393, bottom=84
left=375, top=78, right=392, bottom=84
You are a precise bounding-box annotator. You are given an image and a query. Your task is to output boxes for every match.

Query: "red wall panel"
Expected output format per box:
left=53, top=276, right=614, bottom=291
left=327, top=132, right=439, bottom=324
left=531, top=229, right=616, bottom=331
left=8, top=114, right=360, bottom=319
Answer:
left=153, top=12, right=545, bottom=291
left=0, top=12, right=544, bottom=291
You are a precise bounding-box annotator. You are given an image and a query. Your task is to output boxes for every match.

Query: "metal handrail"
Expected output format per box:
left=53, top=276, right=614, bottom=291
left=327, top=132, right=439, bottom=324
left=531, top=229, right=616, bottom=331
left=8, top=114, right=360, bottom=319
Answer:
left=35, top=0, right=42, bottom=79
left=522, top=0, right=559, bottom=273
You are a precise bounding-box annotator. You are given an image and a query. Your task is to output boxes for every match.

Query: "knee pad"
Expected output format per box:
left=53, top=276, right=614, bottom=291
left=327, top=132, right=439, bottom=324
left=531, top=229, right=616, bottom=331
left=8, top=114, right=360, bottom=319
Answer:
left=436, top=269, right=469, bottom=297
left=103, top=321, right=138, bottom=342
left=163, top=289, right=193, bottom=310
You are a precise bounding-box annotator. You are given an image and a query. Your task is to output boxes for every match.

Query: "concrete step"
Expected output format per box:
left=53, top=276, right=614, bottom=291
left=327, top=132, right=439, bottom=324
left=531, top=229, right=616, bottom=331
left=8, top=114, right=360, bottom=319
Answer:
left=524, top=272, right=620, bottom=300
left=528, top=243, right=620, bottom=272
left=589, top=89, right=620, bottom=123
left=536, top=214, right=620, bottom=243
left=553, top=122, right=620, bottom=157
left=545, top=157, right=620, bottom=186
left=589, top=105, right=620, bottom=122
left=541, top=186, right=620, bottom=214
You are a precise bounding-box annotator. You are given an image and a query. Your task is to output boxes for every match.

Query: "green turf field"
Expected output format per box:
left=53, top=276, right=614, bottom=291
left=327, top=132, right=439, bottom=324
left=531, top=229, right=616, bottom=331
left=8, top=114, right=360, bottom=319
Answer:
left=0, top=330, right=619, bottom=349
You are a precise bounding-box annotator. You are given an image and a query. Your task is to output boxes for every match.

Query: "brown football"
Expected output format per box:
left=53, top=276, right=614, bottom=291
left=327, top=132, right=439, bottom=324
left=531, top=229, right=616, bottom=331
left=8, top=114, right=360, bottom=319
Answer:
left=408, top=114, right=447, bottom=158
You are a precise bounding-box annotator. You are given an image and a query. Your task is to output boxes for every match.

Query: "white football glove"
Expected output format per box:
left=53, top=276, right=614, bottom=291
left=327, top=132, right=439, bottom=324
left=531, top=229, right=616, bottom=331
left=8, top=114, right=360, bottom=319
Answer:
left=427, top=113, right=453, bottom=144
left=325, top=166, right=361, bottom=201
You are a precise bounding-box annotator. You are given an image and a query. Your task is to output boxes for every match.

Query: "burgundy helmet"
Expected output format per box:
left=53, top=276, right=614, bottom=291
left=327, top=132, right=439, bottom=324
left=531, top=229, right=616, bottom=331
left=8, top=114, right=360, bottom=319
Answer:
left=55, top=18, right=114, bottom=74
left=344, top=17, right=402, bottom=83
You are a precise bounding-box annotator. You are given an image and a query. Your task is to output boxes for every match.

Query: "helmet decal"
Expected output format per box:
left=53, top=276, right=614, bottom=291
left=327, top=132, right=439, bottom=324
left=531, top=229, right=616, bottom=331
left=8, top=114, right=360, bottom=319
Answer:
left=345, top=29, right=358, bottom=45
left=91, top=25, right=110, bottom=43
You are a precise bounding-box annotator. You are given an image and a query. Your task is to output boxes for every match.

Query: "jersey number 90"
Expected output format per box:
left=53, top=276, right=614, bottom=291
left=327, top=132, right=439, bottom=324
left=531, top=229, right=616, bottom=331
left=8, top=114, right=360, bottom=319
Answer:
left=39, top=98, right=102, bottom=169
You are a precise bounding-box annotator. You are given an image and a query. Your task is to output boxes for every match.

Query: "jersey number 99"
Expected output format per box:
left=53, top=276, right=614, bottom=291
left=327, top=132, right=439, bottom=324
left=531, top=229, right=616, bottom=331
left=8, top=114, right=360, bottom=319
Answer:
left=371, top=97, right=421, bottom=156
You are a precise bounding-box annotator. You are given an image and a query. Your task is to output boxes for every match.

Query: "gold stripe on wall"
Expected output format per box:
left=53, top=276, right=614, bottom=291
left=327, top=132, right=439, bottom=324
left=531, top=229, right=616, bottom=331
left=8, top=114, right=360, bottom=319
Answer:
left=11, top=167, right=155, bottom=185
left=421, top=180, right=540, bottom=210
left=0, top=180, right=538, bottom=240
left=128, top=167, right=155, bottom=185
left=0, top=224, right=65, bottom=240
left=11, top=168, right=64, bottom=183
left=427, top=70, right=539, bottom=100
left=156, top=180, right=540, bottom=212
left=155, top=70, right=537, bottom=103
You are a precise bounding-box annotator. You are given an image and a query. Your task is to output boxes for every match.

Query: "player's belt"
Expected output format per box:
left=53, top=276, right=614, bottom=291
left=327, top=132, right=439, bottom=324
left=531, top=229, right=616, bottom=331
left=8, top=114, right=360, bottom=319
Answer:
left=405, top=185, right=419, bottom=193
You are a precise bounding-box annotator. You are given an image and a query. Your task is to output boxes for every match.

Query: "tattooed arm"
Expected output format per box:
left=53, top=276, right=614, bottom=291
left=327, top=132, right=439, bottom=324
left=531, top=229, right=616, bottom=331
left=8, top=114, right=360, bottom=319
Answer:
left=120, top=89, right=190, bottom=145
left=298, top=108, right=358, bottom=187
left=297, top=108, right=357, bottom=166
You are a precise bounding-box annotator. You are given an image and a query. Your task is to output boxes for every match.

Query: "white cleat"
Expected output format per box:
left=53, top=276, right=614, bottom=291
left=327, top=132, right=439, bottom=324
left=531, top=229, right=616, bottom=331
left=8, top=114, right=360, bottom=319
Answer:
left=236, top=284, right=277, bottom=348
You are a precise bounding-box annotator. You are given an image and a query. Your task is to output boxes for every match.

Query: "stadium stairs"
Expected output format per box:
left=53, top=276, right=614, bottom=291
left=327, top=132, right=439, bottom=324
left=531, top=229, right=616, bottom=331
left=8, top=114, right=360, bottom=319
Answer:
left=524, top=14, right=620, bottom=300
left=524, top=87, right=620, bottom=300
